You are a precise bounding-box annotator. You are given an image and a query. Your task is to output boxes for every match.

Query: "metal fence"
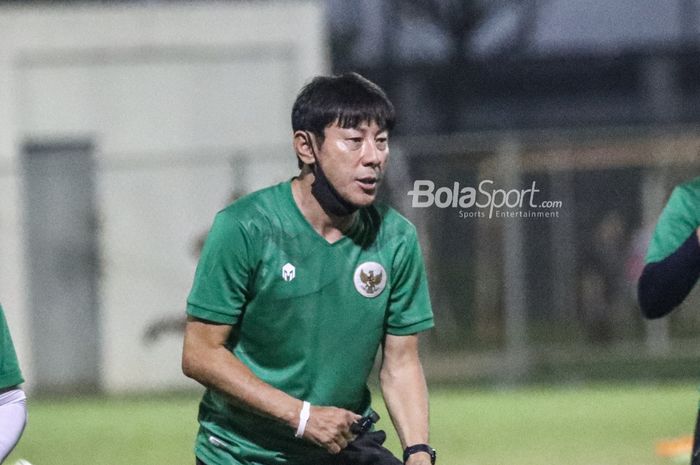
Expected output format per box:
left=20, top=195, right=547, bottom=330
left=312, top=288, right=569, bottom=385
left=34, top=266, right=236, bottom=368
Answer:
left=8, top=126, right=700, bottom=392
left=385, top=125, right=700, bottom=384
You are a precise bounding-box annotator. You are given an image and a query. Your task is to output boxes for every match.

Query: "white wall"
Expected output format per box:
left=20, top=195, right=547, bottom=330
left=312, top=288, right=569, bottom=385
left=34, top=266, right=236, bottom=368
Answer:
left=0, top=1, right=327, bottom=392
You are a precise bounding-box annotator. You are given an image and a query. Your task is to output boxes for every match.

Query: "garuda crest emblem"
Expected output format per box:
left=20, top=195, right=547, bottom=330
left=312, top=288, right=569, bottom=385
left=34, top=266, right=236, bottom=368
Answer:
left=353, top=261, right=387, bottom=298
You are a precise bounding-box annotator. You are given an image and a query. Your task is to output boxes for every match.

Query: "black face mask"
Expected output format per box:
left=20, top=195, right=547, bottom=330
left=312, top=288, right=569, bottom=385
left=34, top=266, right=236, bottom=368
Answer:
left=307, top=132, right=358, bottom=217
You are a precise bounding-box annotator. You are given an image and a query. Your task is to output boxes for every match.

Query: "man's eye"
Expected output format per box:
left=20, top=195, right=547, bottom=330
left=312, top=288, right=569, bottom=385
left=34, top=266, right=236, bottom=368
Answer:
left=376, top=139, right=388, bottom=148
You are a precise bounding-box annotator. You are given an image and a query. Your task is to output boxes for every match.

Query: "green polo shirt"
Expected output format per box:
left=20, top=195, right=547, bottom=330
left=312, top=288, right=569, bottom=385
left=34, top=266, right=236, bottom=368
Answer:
left=0, top=304, right=24, bottom=389
left=187, top=181, right=434, bottom=465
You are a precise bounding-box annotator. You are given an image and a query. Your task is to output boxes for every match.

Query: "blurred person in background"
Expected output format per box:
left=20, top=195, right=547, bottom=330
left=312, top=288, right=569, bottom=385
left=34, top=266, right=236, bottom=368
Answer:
left=182, top=73, right=436, bottom=465
left=579, top=210, right=628, bottom=344
left=0, top=303, right=27, bottom=464
left=638, top=175, right=700, bottom=463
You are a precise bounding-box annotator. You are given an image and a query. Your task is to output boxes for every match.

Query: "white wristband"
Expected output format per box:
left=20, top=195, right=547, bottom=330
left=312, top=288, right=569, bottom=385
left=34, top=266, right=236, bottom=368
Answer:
left=294, top=401, right=311, bottom=438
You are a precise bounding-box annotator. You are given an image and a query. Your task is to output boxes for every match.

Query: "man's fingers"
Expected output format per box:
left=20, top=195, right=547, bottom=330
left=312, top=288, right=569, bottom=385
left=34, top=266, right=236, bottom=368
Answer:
left=302, top=405, right=363, bottom=453
left=336, top=436, right=348, bottom=451
left=341, top=429, right=355, bottom=441
left=323, top=428, right=351, bottom=454
left=327, top=441, right=343, bottom=454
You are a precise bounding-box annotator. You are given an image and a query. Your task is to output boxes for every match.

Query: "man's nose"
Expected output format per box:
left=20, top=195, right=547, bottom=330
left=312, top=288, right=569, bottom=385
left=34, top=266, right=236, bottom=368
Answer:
left=361, top=140, right=381, bottom=165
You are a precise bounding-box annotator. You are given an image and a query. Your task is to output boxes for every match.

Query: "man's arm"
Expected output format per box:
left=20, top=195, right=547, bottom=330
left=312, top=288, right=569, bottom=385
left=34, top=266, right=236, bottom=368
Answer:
left=380, top=333, right=432, bottom=465
left=181, top=316, right=360, bottom=454
left=638, top=227, right=700, bottom=319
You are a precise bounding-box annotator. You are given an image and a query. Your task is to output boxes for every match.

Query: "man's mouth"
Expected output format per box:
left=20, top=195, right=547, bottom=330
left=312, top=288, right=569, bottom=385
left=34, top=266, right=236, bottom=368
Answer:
left=356, top=176, right=379, bottom=190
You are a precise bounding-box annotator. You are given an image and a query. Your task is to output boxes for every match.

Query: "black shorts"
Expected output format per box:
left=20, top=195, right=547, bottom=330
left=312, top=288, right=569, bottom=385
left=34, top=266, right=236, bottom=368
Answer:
left=195, top=431, right=401, bottom=465
left=333, top=431, right=402, bottom=465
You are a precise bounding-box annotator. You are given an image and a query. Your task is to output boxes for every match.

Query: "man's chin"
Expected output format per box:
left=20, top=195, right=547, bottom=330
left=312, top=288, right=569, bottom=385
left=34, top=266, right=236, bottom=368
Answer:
left=351, top=192, right=378, bottom=207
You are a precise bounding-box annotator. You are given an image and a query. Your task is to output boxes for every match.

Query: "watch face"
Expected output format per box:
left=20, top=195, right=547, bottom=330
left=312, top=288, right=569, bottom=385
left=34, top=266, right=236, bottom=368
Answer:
left=428, top=447, right=436, bottom=464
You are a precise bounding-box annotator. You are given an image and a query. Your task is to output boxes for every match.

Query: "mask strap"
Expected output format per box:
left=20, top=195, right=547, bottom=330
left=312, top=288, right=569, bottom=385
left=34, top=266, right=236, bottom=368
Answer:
left=306, top=131, right=358, bottom=217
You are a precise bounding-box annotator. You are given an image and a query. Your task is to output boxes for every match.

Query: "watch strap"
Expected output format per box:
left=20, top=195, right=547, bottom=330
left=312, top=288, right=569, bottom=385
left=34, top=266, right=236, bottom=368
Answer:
left=403, top=443, right=436, bottom=464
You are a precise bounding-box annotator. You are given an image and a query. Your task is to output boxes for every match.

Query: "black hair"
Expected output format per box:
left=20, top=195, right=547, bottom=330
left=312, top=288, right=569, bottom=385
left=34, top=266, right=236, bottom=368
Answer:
left=291, top=72, right=396, bottom=168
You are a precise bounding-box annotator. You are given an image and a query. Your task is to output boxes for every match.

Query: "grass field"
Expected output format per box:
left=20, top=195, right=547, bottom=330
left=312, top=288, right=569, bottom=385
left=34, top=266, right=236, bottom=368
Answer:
left=6, top=383, right=698, bottom=465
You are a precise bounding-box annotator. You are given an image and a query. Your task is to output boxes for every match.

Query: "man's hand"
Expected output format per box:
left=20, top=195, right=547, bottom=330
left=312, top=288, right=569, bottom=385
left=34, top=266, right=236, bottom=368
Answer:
left=301, top=406, right=361, bottom=454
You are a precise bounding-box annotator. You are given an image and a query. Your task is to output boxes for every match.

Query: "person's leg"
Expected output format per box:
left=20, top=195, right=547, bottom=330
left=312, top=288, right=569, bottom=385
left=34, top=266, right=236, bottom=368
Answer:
left=0, top=388, right=27, bottom=463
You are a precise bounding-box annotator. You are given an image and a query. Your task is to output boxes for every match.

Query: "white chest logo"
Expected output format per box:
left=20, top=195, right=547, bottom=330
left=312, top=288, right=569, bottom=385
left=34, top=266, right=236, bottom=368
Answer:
left=353, top=262, right=387, bottom=298
left=282, top=263, right=296, bottom=281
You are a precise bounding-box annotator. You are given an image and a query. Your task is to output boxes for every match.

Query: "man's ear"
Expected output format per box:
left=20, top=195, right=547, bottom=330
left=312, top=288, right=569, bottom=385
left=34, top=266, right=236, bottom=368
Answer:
left=293, top=131, right=317, bottom=166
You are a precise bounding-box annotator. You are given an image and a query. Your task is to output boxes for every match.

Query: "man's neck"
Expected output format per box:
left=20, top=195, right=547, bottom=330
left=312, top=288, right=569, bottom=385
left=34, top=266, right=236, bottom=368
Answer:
left=291, top=175, right=357, bottom=244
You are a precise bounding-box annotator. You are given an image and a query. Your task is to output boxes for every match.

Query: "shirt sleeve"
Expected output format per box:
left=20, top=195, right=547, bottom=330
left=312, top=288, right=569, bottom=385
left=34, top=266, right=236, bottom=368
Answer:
left=0, top=305, right=24, bottom=388
left=385, top=227, right=435, bottom=335
left=638, top=231, right=700, bottom=319
left=645, top=183, right=700, bottom=263
left=187, top=210, right=255, bottom=325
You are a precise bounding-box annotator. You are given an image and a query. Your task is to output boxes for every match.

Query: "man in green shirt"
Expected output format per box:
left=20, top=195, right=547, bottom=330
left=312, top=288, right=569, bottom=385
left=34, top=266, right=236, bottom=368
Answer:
left=638, top=176, right=700, bottom=464
left=638, top=176, right=700, bottom=317
left=183, top=73, right=436, bottom=465
left=0, top=303, right=27, bottom=463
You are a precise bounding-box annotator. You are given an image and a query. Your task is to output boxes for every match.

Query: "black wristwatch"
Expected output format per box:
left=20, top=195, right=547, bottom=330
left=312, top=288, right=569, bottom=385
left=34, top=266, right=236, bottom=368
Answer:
left=403, top=444, right=436, bottom=464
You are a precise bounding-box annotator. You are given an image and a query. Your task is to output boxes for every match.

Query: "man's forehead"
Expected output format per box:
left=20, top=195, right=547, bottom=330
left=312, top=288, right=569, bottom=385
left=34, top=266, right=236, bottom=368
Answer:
left=327, top=120, right=388, bottom=133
